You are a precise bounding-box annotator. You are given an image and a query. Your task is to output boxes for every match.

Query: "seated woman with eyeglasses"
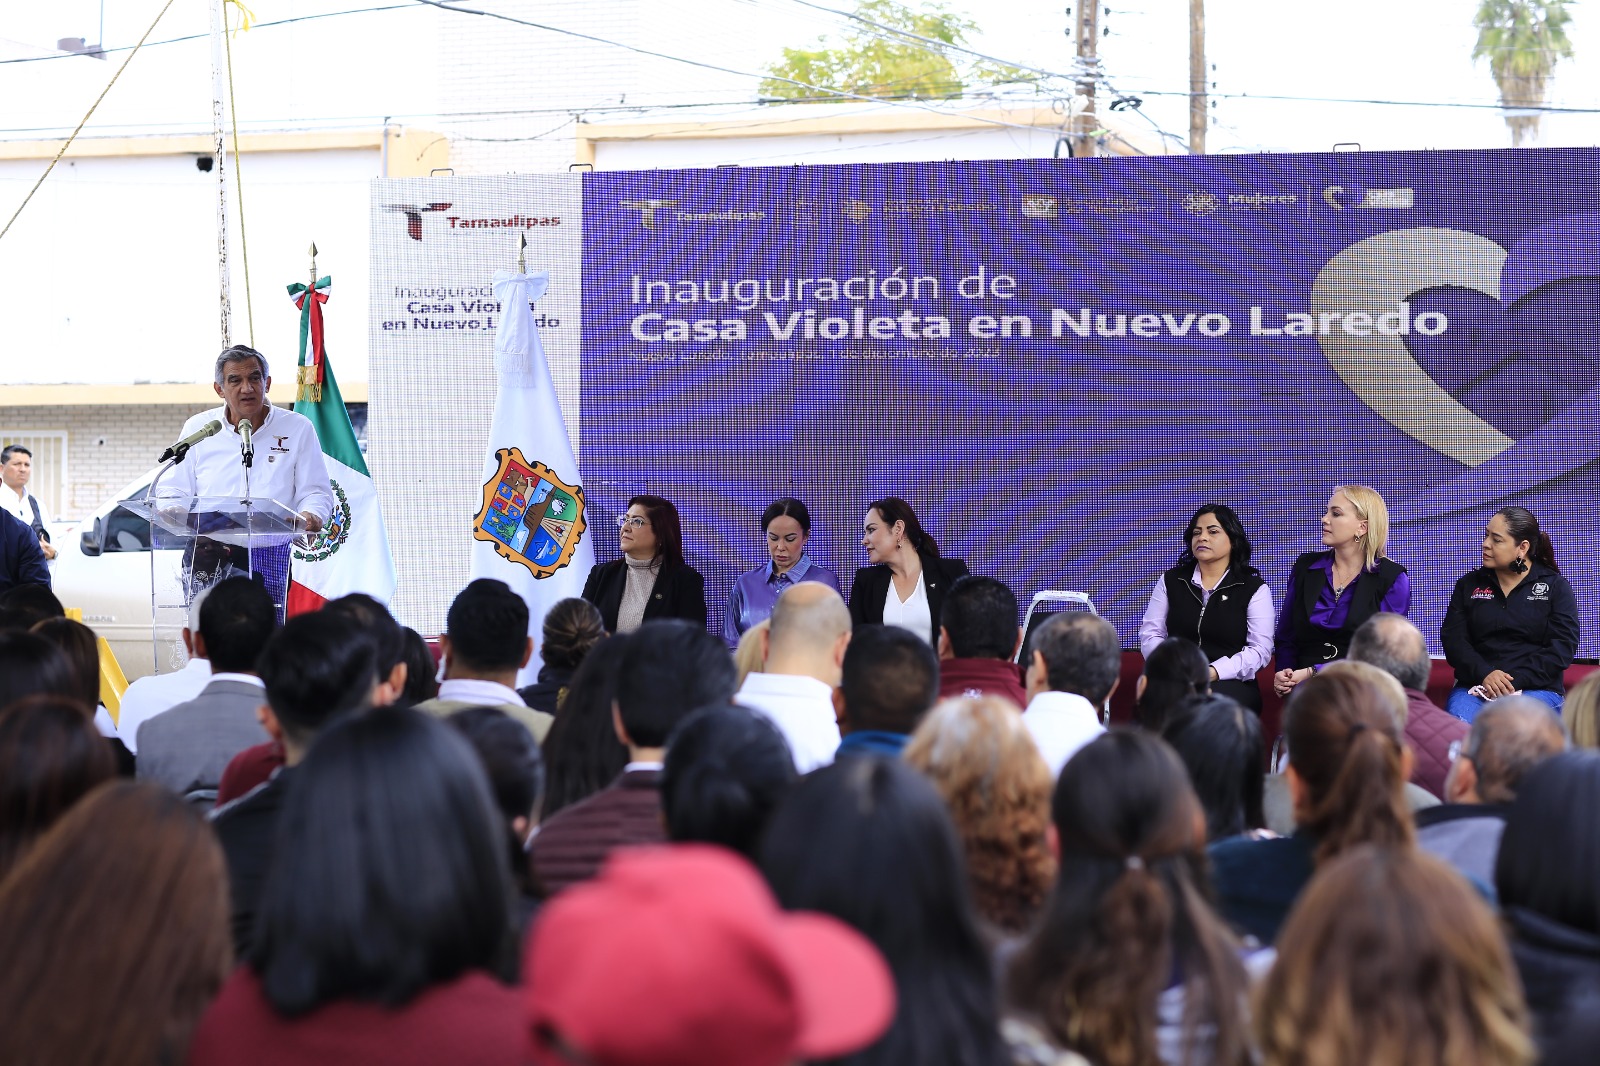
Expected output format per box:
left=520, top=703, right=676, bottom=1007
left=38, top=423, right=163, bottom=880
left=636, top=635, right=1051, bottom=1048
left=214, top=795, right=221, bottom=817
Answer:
left=581, top=494, right=707, bottom=634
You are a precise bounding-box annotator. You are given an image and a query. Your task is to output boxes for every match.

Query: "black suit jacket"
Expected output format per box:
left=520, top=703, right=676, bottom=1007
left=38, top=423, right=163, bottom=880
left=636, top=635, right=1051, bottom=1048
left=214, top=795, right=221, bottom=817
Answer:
left=849, top=554, right=970, bottom=634
left=582, top=558, right=707, bottom=631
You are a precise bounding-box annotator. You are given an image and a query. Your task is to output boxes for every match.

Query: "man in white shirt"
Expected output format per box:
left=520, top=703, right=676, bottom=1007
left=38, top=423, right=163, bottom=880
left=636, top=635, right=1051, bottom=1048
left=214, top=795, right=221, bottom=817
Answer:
left=736, top=583, right=852, bottom=773
left=1022, top=613, right=1120, bottom=781
left=153, top=345, right=334, bottom=617
left=0, top=444, right=55, bottom=562
left=413, top=578, right=553, bottom=742
left=118, top=584, right=216, bottom=753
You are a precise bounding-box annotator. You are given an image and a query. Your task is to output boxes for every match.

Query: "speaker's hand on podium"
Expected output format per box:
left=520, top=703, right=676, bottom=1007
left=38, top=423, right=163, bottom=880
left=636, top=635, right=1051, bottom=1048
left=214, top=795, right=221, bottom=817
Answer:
left=298, top=511, right=324, bottom=535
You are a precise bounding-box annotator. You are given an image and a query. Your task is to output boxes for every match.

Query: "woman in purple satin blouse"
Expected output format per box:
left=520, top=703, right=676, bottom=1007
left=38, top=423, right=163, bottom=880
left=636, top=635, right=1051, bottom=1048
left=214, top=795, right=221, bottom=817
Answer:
left=721, top=498, right=842, bottom=648
left=1273, top=485, right=1411, bottom=698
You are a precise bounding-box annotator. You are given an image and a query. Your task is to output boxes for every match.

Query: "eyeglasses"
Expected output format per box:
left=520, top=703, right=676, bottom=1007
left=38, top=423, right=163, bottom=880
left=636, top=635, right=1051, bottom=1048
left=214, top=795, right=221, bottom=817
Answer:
left=1448, top=739, right=1474, bottom=765
left=616, top=515, right=649, bottom=530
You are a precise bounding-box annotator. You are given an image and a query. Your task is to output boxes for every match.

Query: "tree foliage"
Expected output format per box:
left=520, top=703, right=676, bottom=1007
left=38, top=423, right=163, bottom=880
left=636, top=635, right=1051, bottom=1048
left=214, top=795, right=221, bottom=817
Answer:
left=759, top=0, right=1029, bottom=102
left=1472, top=0, right=1576, bottom=146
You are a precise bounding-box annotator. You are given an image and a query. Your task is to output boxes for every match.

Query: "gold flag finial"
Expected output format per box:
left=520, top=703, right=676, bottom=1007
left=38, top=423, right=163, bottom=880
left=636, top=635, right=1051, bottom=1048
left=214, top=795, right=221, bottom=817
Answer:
left=517, top=233, right=527, bottom=273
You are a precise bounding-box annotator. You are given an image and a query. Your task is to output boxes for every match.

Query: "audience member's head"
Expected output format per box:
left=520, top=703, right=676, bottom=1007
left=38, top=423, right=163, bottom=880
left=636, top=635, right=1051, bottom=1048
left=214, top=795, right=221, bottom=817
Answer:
left=540, top=598, right=606, bottom=673
left=1447, top=697, right=1567, bottom=806
left=760, top=757, right=1009, bottom=1066
left=938, top=575, right=1020, bottom=662
left=613, top=620, right=736, bottom=754
left=449, top=706, right=546, bottom=898
left=1348, top=612, right=1432, bottom=692
left=541, top=635, right=631, bottom=819
left=525, top=845, right=894, bottom=1066
left=323, top=592, right=407, bottom=701
left=255, top=610, right=379, bottom=762
left=250, top=708, right=514, bottom=1014
left=30, top=617, right=102, bottom=711
left=393, top=626, right=439, bottom=708
left=1009, top=730, right=1249, bottom=1066
left=0, top=630, right=77, bottom=712
left=1026, top=613, right=1121, bottom=706
left=1162, top=693, right=1265, bottom=841
left=733, top=618, right=768, bottom=689
left=1259, top=846, right=1532, bottom=1066
left=1560, top=672, right=1600, bottom=751
left=903, top=696, right=1055, bottom=935
left=0, top=695, right=115, bottom=878
left=0, top=581, right=65, bottom=628
left=1283, top=666, right=1415, bottom=863
left=194, top=576, right=276, bottom=676
left=0, top=781, right=231, bottom=1066
left=1320, top=659, right=1411, bottom=727
left=661, top=704, right=796, bottom=860
left=763, top=583, right=852, bottom=685
left=1496, top=751, right=1600, bottom=938
left=1135, top=637, right=1211, bottom=732
left=838, top=624, right=939, bottom=737
left=443, top=579, right=532, bottom=682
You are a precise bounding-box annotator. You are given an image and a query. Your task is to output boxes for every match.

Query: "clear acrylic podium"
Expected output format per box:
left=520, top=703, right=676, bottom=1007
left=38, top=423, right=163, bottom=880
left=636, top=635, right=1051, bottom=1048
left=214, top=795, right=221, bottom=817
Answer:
left=119, top=493, right=303, bottom=674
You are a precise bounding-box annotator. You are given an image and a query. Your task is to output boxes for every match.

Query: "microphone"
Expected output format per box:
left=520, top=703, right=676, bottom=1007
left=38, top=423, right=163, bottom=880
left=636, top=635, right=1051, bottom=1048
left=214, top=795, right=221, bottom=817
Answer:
left=239, top=418, right=254, bottom=467
left=159, top=420, right=223, bottom=463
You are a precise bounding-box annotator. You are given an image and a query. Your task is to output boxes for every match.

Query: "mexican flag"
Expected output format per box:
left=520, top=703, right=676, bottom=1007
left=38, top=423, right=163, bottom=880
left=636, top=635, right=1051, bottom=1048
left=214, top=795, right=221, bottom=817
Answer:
left=284, top=275, right=397, bottom=616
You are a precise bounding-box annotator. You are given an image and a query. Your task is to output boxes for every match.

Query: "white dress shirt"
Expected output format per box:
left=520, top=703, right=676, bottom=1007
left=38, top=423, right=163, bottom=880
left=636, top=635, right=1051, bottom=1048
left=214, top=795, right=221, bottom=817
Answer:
left=436, top=678, right=525, bottom=707
left=1023, top=690, right=1106, bottom=781
left=117, top=656, right=214, bottom=753
left=881, top=570, right=933, bottom=644
left=153, top=403, right=334, bottom=524
left=736, top=672, right=841, bottom=774
left=0, top=482, right=45, bottom=528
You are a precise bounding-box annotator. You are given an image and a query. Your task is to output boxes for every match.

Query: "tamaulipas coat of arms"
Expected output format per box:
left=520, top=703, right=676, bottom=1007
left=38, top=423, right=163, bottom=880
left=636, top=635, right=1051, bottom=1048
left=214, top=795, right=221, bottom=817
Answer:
left=472, top=447, right=588, bottom=578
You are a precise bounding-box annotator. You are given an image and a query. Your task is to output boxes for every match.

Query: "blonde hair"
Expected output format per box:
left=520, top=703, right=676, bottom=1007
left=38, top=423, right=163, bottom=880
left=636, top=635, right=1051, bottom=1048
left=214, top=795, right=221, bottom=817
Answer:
left=1258, top=846, right=1533, bottom=1066
left=1332, top=484, right=1389, bottom=571
left=1565, top=673, right=1600, bottom=750
left=733, top=619, right=769, bottom=690
left=904, top=696, right=1055, bottom=935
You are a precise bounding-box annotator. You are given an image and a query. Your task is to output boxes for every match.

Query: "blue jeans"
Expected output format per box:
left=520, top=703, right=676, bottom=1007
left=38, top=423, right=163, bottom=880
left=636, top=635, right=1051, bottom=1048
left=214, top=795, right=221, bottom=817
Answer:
left=1446, top=686, right=1564, bottom=724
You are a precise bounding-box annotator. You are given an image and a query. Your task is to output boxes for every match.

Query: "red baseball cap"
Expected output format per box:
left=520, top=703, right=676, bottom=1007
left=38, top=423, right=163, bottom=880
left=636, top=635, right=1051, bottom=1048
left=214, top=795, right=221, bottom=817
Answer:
left=525, top=844, right=896, bottom=1066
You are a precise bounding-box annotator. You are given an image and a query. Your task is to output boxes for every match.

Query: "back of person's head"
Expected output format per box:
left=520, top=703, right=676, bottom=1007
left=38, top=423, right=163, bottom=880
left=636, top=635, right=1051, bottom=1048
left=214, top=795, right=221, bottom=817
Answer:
left=1260, top=845, right=1532, bottom=1066
left=0, top=781, right=231, bottom=1066
left=1030, top=612, right=1121, bottom=705
left=446, top=578, right=530, bottom=674
left=394, top=626, right=439, bottom=708
left=614, top=620, right=736, bottom=748
left=1010, top=730, right=1248, bottom=1066
left=540, top=598, right=606, bottom=671
left=733, top=618, right=768, bottom=689
left=323, top=592, right=405, bottom=681
left=766, top=582, right=851, bottom=663
left=0, top=695, right=116, bottom=879
left=759, top=757, right=1007, bottom=1066
left=661, top=704, right=796, bottom=860
left=0, top=582, right=65, bottom=628
left=940, top=576, right=1019, bottom=660
left=1284, top=667, right=1414, bottom=863
left=0, top=630, right=77, bottom=710
left=252, top=708, right=513, bottom=1015
left=256, top=610, right=378, bottom=744
left=541, top=635, right=631, bottom=819
left=1161, top=693, right=1264, bottom=841
left=449, top=706, right=545, bottom=895
left=1136, top=637, right=1211, bottom=732
left=195, top=577, right=276, bottom=675
left=1496, top=750, right=1600, bottom=935
left=1564, top=673, right=1600, bottom=751
left=1320, top=659, right=1411, bottom=726
left=840, top=624, right=939, bottom=735
left=1462, top=697, right=1567, bottom=805
left=1348, top=612, right=1432, bottom=692
left=903, top=696, right=1056, bottom=936
left=30, top=617, right=101, bottom=709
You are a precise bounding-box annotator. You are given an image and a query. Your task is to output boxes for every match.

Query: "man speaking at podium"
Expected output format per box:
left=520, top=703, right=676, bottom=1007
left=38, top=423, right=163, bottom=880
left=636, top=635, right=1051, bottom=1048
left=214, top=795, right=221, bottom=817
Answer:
left=156, top=346, right=333, bottom=614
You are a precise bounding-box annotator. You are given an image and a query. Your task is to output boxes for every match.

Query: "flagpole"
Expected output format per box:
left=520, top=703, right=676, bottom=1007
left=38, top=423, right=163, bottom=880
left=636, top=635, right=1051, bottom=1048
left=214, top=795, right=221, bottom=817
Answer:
left=209, top=0, right=232, bottom=348
left=517, top=232, right=526, bottom=273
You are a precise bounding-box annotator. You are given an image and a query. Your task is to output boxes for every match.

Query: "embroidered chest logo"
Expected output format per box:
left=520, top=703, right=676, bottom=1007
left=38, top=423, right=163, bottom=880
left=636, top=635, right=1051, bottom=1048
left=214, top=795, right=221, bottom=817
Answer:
left=270, top=436, right=291, bottom=453
left=1527, top=582, right=1551, bottom=601
left=472, top=448, right=588, bottom=578
left=1471, top=587, right=1496, bottom=601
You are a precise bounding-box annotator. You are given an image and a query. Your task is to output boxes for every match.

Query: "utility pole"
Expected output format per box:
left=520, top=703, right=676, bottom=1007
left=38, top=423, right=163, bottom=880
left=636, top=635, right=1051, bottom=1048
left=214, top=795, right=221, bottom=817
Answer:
left=1189, top=0, right=1206, bottom=154
left=1072, top=3, right=1101, bottom=157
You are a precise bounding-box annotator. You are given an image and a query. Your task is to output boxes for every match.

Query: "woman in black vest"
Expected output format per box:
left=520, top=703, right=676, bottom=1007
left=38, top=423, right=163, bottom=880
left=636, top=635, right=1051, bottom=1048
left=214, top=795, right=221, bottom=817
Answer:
left=1138, top=504, right=1274, bottom=712
left=1272, top=485, right=1409, bottom=698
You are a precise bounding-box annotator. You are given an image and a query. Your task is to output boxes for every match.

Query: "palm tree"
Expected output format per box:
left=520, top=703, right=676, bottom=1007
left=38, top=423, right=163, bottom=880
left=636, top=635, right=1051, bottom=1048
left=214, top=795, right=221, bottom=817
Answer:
left=1473, top=0, right=1576, bottom=147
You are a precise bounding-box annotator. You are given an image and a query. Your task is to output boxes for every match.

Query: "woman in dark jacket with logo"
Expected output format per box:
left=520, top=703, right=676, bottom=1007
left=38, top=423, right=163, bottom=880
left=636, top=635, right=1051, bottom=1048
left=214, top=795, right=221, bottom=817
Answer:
left=1138, top=504, right=1273, bottom=711
left=1441, top=506, right=1579, bottom=722
left=1272, top=485, right=1409, bottom=699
